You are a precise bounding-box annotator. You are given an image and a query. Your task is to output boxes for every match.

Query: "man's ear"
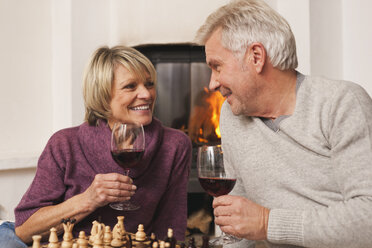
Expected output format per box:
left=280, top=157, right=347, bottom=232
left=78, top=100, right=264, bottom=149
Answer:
left=244, top=42, right=266, bottom=73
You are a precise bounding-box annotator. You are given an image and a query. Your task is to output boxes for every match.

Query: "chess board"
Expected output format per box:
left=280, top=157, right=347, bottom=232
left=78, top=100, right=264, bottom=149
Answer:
left=30, top=216, right=190, bottom=248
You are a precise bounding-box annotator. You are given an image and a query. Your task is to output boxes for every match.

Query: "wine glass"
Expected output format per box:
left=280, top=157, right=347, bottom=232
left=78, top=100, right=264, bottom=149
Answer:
left=110, top=122, right=145, bottom=211
left=197, top=145, right=241, bottom=245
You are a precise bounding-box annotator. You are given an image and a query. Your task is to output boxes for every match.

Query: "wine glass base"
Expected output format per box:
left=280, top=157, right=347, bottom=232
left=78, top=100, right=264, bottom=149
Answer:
left=110, top=201, right=140, bottom=211
left=209, top=233, right=242, bottom=245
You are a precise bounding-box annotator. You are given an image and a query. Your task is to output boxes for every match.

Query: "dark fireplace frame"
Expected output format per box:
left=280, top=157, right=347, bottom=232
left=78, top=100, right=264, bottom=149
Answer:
left=134, top=44, right=216, bottom=236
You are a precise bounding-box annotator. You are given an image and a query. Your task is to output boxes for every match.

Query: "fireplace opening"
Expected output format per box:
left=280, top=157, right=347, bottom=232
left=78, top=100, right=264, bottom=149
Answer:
left=135, top=44, right=225, bottom=239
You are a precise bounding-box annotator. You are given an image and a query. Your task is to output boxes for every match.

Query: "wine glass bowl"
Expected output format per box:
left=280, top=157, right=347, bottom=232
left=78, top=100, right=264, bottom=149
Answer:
left=197, top=145, right=241, bottom=245
left=197, top=145, right=236, bottom=197
left=110, top=122, right=145, bottom=211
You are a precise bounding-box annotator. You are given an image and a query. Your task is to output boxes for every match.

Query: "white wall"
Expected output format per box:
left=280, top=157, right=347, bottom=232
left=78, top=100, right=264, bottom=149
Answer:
left=342, top=0, right=372, bottom=95
left=1, top=0, right=372, bottom=221
left=0, top=0, right=52, bottom=163
left=0, top=0, right=52, bottom=220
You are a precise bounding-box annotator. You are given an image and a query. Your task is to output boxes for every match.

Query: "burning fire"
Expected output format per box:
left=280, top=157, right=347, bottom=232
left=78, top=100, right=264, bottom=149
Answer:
left=188, top=87, right=225, bottom=145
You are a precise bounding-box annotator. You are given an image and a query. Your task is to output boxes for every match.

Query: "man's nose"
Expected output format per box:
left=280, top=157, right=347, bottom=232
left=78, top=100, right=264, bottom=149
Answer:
left=209, top=75, right=221, bottom=91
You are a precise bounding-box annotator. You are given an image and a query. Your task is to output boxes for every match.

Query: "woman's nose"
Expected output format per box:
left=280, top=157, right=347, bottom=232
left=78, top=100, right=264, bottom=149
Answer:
left=137, top=85, right=151, bottom=99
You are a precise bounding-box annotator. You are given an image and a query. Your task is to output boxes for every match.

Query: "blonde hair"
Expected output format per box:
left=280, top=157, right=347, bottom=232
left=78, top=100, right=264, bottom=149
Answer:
left=195, top=0, right=298, bottom=70
left=83, top=45, right=157, bottom=126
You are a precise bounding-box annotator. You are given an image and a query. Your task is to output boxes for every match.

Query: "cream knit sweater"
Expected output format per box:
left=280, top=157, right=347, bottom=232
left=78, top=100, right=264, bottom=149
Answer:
left=221, top=73, right=372, bottom=248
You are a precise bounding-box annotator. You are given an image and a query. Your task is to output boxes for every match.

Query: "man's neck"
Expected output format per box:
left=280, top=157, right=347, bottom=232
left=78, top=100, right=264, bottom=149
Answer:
left=261, top=69, right=297, bottom=120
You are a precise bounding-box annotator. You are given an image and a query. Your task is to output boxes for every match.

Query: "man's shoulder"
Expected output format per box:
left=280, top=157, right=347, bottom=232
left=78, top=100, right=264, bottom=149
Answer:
left=299, top=75, right=372, bottom=120
left=302, top=75, right=365, bottom=96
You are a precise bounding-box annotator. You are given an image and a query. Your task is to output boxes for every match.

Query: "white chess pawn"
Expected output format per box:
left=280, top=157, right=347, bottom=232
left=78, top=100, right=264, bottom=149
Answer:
left=135, top=224, right=146, bottom=242
left=159, top=241, right=165, bottom=248
left=48, top=227, right=60, bottom=248
left=103, top=225, right=112, bottom=245
left=77, top=231, right=89, bottom=248
left=32, top=235, right=42, bottom=248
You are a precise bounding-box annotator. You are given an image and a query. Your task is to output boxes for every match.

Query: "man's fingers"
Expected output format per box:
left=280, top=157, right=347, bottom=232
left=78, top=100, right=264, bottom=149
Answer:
left=214, top=215, right=232, bottom=225
left=212, top=195, right=236, bottom=208
left=214, top=206, right=231, bottom=217
left=219, top=225, right=236, bottom=236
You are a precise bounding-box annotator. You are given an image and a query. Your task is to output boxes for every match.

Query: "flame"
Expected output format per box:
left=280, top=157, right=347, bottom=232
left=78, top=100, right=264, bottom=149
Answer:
left=204, top=87, right=224, bottom=138
left=188, top=87, right=225, bottom=144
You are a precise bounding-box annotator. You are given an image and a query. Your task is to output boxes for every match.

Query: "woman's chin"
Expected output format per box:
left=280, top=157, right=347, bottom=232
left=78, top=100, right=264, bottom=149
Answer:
left=136, top=116, right=153, bottom=126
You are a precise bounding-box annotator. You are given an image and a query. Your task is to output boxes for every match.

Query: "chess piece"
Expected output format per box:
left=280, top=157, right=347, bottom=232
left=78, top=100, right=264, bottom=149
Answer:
left=135, top=224, right=146, bottom=241
left=93, top=223, right=104, bottom=248
left=150, top=233, right=157, bottom=248
left=90, top=221, right=99, bottom=244
left=117, top=216, right=126, bottom=235
left=187, top=237, right=196, bottom=248
left=72, top=244, right=78, bottom=248
left=152, top=241, right=159, bottom=248
left=135, top=224, right=147, bottom=248
left=164, top=228, right=177, bottom=248
left=159, top=241, right=165, bottom=248
left=111, top=223, right=123, bottom=248
left=77, top=231, right=89, bottom=248
left=48, top=227, right=60, bottom=248
left=103, top=225, right=113, bottom=247
left=61, top=218, right=76, bottom=248
left=32, top=235, right=42, bottom=248
left=126, top=233, right=132, bottom=248
left=201, top=236, right=209, bottom=248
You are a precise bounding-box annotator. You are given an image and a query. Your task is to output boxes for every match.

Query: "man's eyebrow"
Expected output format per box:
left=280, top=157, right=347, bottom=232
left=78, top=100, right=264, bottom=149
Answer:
left=207, top=59, right=220, bottom=68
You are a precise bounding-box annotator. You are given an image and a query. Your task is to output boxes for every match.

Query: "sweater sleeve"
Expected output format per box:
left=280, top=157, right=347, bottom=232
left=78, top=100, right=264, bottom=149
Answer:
left=14, top=131, right=68, bottom=227
left=268, top=84, right=372, bottom=247
left=150, top=131, right=192, bottom=241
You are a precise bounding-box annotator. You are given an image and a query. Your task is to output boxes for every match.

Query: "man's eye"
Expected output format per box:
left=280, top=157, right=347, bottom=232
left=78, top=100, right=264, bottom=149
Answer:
left=211, top=64, right=220, bottom=72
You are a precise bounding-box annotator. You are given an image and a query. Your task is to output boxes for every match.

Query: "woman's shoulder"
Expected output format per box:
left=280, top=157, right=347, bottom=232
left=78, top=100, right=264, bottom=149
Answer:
left=47, top=124, right=83, bottom=147
left=163, top=126, right=192, bottom=147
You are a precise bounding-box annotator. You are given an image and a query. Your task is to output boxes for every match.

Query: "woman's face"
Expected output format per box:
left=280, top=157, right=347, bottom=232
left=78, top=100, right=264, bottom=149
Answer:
left=108, top=64, right=156, bottom=128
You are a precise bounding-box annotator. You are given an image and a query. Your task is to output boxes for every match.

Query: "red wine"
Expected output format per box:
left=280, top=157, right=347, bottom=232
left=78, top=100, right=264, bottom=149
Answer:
left=198, top=177, right=236, bottom=197
left=111, top=149, right=144, bottom=169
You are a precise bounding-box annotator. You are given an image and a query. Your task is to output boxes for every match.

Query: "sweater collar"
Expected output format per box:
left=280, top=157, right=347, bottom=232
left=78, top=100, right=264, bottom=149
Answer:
left=78, top=118, right=164, bottom=179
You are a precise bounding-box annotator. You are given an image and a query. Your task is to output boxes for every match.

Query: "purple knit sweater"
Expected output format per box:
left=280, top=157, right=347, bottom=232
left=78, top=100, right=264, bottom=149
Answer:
left=14, top=118, right=192, bottom=241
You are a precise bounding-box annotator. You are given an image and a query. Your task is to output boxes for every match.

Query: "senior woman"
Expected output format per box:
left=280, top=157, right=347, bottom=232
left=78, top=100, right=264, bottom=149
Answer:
left=0, top=45, right=192, bottom=247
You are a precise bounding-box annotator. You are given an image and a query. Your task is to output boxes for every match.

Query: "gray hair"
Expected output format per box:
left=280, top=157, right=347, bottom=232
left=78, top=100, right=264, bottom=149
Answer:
left=83, top=45, right=157, bottom=126
left=195, top=0, right=298, bottom=70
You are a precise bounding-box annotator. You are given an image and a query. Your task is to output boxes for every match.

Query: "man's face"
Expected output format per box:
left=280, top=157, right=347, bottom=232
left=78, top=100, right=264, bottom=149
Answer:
left=205, top=28, right=260, bottom=116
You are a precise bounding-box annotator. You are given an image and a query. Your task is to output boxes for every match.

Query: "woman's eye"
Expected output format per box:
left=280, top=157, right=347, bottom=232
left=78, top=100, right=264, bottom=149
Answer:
left=123, top=83, right=136, bottom=90
left=145, top=81, right=155, bottom=88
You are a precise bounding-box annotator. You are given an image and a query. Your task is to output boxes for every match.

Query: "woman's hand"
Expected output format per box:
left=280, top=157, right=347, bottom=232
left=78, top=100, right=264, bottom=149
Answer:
left=213, top=195, right=270, bottom=240
left=82, top=173, right=136, bottom=211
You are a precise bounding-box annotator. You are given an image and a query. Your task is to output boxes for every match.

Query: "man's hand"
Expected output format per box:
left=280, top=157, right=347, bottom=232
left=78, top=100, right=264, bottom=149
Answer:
left=213, top=195, right=270, bottom=240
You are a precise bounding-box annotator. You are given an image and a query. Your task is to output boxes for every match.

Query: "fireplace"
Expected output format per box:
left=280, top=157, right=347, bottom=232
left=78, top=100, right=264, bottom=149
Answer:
left=135, top=44, right=225, bottom=237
